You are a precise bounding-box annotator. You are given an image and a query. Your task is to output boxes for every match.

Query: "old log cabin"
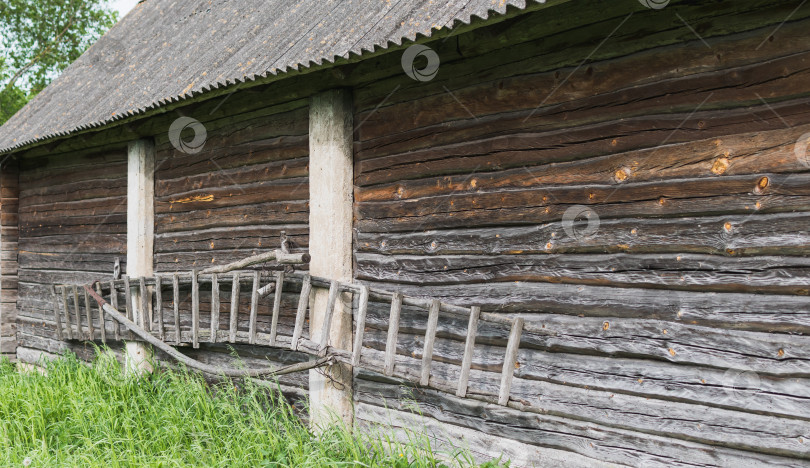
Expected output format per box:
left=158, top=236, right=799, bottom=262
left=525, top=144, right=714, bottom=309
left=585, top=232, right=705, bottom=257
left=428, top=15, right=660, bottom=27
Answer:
left=1, top=0, right=809, bottom=466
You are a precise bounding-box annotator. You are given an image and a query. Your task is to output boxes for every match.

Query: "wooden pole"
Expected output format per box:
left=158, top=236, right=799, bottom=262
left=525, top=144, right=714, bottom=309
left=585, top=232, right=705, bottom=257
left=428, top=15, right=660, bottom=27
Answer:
left=125, top=138, right=155, bottom=374
left=248, top=270, right=260, bottom=344
left=308, top=88, right=354, bottom=428
left=50, top=285, right=64, bottom=341
left=229, top=272, right=239, bottom=342
left=457, top=306, right=481, bottom=398
left=172, top=273, right=180, bottom=344
left=420, top=298, right=441, bottom=386
left=154, top=275, right=164, bottom=341
left=351, top=285, right=369, bottom=366
left=384, top=292, right=403, bottom=377
left=95, top=282, right=106, bottom=344
left=290, top=274, right=311, bottom=351
left=61, top=286, right=73, bottom=341
left=191, top=269, right=200, bottom=349
left=269, top=271, right=285, bottom=345
left=210, top=273, right=219, bottom=343
left=498, top=317, right=524, bottom=406
left=109, top=281, right=120, bottom=341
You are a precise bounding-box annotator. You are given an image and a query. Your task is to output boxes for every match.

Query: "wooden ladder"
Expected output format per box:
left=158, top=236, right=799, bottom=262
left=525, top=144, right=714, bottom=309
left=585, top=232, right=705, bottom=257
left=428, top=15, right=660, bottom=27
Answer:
left=50, top=252, right=553, bottom=407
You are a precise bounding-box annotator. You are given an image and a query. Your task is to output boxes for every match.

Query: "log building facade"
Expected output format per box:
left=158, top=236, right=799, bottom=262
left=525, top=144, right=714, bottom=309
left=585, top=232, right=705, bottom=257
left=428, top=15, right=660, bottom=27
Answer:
left=1, top=0, right=809, bottom=466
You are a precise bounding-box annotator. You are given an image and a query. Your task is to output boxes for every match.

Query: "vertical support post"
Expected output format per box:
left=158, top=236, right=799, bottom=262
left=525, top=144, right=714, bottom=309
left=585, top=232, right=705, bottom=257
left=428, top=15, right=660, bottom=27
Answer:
left=0, top=158, right=19, bottom=359
left=308, top=88, right=354, bottom=428
left=126, top=138, right=155, bottom=375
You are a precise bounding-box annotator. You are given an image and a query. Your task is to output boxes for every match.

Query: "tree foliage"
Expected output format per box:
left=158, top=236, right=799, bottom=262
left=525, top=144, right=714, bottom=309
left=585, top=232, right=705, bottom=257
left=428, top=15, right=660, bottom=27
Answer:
left=0, top=0, right=118, bottom=124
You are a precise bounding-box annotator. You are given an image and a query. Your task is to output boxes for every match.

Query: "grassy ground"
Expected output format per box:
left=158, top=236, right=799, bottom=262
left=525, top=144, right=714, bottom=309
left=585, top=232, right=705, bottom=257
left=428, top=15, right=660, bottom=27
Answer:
left=0, top=351, right=505, bottom=467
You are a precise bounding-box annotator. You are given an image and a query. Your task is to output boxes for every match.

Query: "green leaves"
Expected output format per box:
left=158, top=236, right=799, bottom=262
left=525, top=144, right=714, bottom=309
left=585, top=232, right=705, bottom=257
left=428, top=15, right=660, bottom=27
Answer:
left=0, top=0, right=118, bottom=125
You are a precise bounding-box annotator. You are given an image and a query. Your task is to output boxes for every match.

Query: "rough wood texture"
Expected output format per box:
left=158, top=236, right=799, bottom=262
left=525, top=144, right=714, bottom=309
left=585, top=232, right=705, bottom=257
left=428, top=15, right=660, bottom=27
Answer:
left=248, top=270, right=259, bottom=344
left=172, top=273, right=180, bottom=344
left=456, top=306, right=480, bottom=398
left=420, top=298, right=440, bottom=386
left=291, top=274, right=310, bottom=351
left=498, top=317, right=523, bottom=406
left=351, top=285, right=369, bottom=366
left=0, top=158, right=19, bottom=358
left=383, top=291, right=402, bottom=377
left=229, top=271, right=239, bottom=342
left=350, top=2, right=810, bottom=466
left=191, top=269, right=199, bottom=349
left=269, top=271, right=285, bottom=345
left=210, top=273, right=219, bottom=343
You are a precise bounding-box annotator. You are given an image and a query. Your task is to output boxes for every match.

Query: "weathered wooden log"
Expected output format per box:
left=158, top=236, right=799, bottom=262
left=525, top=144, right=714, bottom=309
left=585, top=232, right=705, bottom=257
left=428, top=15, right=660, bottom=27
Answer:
left=200, top=249, right=310, bottom=274
left=352, top=285, right=370, bottom=367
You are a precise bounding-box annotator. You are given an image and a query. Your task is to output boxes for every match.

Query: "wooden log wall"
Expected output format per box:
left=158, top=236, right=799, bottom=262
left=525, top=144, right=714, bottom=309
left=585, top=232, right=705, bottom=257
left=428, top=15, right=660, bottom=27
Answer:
left=352, top=0, right=810, bottom=466
left=14, top=147, right=127, bottom=360
left=0, top=158, right=19, bottom=359
left=151, top=99, right=311, bottom=388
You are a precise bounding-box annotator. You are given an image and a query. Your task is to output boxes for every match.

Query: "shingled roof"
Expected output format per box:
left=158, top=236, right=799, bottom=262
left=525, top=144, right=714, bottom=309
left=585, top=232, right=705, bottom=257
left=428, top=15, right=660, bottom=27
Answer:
left=0, top=0, right=547, bottom=153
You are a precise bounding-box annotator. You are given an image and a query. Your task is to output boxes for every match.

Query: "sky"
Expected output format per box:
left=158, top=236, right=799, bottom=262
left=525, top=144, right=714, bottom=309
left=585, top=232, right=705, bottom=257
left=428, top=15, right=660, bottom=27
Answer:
left=110, top=0, right=141, bottom=18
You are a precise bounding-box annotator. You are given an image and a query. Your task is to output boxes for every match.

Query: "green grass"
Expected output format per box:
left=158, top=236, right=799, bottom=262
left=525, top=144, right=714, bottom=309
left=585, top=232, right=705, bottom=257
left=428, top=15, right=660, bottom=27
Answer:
left=0, top=351, right=503, bottom=467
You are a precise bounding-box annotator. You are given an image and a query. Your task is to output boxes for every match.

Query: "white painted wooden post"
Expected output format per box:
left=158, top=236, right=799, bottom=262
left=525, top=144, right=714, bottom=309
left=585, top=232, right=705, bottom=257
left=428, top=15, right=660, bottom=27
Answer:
left=126, top=139, right=155, bottom=375
left=308, top=89, right=354, bottom=428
